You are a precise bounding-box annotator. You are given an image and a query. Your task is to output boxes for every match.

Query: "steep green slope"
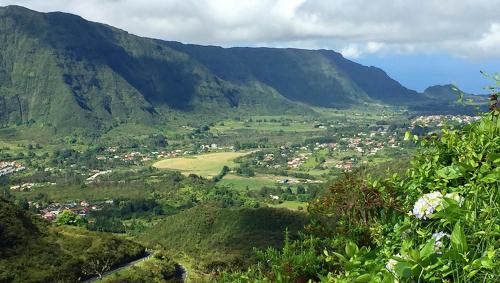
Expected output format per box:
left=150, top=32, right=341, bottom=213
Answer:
left=0, top=6, right=308, bottom=132
left=318, top=50, right=422, bottom=104
left=163, top=44, right=370, bottom=107
left=140, top=205, right=308, bottom=270
left=164, top=43, right=422, bottom=106
left=0, top=197, right=145, bottom=282
left=0, top=5, right=449, bottom=134
left=0, top=6, right=154, bottom=130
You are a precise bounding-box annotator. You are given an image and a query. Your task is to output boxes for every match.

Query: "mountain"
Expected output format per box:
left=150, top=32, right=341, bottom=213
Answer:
left=0, top=6, right=436, bottom=133
left=1, top=6, right=313, bottom=131
left=423, top=84, right=466, bottom=101
left=409, top=84, right=488, bottom=113
left=163, top=43, right=422, bottom=107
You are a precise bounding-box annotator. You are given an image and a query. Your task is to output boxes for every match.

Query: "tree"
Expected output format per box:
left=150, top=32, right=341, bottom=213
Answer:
left=296, top=185, right=306, bottom=195
left=81, top=252, right=113, bottom=280
left=0, top=175, right=9, bottom=187
left=150, top=134, right=168, bottom=148
left=55, top=211, right=86, bottom=226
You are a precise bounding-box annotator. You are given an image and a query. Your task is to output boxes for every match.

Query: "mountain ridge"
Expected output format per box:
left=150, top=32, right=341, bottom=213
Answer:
left=0, top=5, right=464, bottom=133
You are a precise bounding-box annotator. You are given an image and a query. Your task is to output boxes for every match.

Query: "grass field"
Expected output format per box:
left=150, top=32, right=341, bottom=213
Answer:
left=269, top=201, right=307, bottom=211
left=153, top=151, right=252, bottom=177
left=211, top=120, right=326, bottom=133
left=219, top=173, right=282, bottom=190
left=16, top=184, right=151, bottom=202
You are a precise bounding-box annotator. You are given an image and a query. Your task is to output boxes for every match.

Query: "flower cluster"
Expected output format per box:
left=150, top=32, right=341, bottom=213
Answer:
left=431, top=231, right=449, bottom=252
left=385, top=259, right=398, bottom=273
left=410, top=191, right=463, bottom=219
left=410, top=192, right=443, bottom=219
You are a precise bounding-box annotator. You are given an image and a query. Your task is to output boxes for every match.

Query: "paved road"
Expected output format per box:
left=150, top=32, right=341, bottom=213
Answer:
left=82, top=252, right=152, bottom=282
left=82, top=251, right=188, bottom=282
left=177, top=264, right=188, bottom=282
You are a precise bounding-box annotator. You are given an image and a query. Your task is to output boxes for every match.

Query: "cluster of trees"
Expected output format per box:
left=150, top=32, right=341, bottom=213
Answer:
left=55, top=210, right=86, bottom=226
left=235, top=163, right=255, bottom=177
left=212, top=165, right=230, bottom=182
left=87, top=198, right=170, bottom=233
left=243, top=184, right=321, bottom=203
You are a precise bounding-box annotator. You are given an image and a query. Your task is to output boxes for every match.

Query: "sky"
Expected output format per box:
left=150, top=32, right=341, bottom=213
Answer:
left=1, top=0, right=499, bottom=94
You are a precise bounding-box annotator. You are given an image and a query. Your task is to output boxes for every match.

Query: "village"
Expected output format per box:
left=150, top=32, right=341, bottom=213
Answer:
left=0, top=160, right=25, bottom=176
left=411, top=114, right=480, bottom=128
left=247, top=126, right=405, bottom=173
left=35, top=199, right=114, bottom=221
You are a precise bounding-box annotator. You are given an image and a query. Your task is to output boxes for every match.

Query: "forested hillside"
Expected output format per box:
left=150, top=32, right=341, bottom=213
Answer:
left=0, top=197, right=146, bottom=282
left=138, top=205, right=308, bottom=277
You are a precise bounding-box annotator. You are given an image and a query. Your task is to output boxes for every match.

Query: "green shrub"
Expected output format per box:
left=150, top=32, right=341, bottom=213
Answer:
left=218, top=107, right=500, bottom=282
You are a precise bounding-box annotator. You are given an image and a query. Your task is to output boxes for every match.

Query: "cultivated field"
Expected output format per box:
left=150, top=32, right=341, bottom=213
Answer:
left=153, top=151, right=252, bottom=177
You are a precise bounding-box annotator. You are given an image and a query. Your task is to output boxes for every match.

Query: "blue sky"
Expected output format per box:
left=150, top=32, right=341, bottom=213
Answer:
left=1, top=0, right=499, bottom=94
left=357, top=54, right=500, bottom=94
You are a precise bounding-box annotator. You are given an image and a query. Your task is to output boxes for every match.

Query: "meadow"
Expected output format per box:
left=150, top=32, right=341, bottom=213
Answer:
left=153, top=151, right=253, bottom=177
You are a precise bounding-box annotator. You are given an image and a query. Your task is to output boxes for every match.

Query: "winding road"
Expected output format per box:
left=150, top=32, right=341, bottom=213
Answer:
left=82, top=251, right=188, bottom=282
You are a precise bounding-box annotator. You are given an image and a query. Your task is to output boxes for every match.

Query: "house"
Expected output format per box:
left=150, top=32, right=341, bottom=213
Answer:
left=42, top=212, right=56, bottom=221
left=270, top=195, right=280, bottom=200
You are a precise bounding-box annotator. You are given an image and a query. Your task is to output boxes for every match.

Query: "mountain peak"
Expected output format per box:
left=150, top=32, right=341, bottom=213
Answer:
left=0, top=5, right=38, bottom=15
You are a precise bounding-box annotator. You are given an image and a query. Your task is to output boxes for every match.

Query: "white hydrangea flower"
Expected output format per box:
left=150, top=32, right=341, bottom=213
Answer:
left=411, top=191, right=443, bottom=219
left=432, top=231, right=449, bottom=252
left=386, top=259, right=398, bottom=273
left=410, top=191, right=464, bottom=219
left=432, top=231, right=448, bottom=241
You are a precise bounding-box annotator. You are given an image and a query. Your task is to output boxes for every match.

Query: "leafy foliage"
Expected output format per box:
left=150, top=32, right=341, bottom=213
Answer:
left=140, top=205, right=308, bottom=273
left=218, top=96, right=499, bottom=282
left=102, top=250, right=180, bottom=283
left=55, top=210, right=86, bottom=226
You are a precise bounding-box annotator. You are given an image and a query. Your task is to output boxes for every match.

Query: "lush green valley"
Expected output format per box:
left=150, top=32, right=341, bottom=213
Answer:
left=0, top=4, right=498, bottom=283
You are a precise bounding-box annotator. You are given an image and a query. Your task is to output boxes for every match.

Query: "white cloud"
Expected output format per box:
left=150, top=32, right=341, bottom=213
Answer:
left=475, top=23, right=500, bottom=56
left=341, top=44, right=361, bottom=59
left=366, top=42, right=384, bottom=53
left=1, top=0, right=499, bottom=59
left=340, top=42, right=386, bottom=59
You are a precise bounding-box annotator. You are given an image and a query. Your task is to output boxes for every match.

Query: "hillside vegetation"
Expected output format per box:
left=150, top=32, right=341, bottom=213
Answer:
left=0, top=197, right=145, bottom=282
left=219, top=95, right=500, bottom=281
left=140, top=205, right=308, bottom=273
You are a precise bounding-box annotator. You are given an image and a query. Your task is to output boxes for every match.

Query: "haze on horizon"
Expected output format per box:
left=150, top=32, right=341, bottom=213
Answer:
left=2, top=0, right=499, bottom=94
